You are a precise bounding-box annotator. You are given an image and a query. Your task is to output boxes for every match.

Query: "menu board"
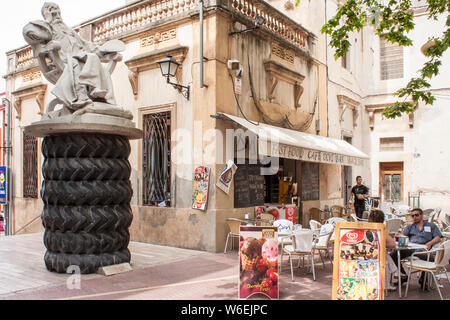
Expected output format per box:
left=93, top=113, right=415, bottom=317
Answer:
left=192, top=166, right=210, bottom=211
left=234, top=165, right=264, bottom=208
left=332, top=222, right=386, bottom=300
left=301, top=162, right=319, bottom=201
left=239, top=226, right=279, bottom=300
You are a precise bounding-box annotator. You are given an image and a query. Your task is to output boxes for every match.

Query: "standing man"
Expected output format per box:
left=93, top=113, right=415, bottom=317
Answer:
left=349, top=176, right=370, bottom=219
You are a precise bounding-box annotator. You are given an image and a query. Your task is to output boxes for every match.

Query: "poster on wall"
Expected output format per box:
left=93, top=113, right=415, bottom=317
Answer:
left=255, top=205, right=297, bottom=224
left=192, top=166, right=211, bottom=211
left=0, top=166, right=7, bottom=205
left=239, top=226, right=279, bottom=300
left=332, top=222, right=386, bottom=300
left=216, top=160, right=237, bottom=195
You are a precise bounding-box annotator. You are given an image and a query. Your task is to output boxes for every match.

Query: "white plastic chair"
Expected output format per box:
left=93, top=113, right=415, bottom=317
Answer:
left=326, top=217, right=347, bottom=226
left=313, top=223, right=335, bottom=267
left=385, top=218, right=403, bottom=236
left=350, top=213, right=369, bottom=222
left=309, top=219, right=322, bottom=237
left=281, top=229, right=315, bottom=281
left=430, top=208, right=443, bottom=226
left=273, top=219, right=294, bottom=247
left=404, top=240, right=450, bottom=300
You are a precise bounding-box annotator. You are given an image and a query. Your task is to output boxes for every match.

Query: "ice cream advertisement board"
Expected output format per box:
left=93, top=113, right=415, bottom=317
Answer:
left=239, top=226, right=279, bottom=300
left=332, top=222, right=386, bottom=300
left=192, top=166, right=210, bottom=211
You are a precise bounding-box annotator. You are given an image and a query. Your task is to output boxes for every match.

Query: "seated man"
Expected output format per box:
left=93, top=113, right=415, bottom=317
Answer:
left=390, top=208, right=442, bottom=288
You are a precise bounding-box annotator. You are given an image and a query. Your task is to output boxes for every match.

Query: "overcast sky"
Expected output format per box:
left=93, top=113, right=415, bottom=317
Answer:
left=0, top=0, right=126, bottom=92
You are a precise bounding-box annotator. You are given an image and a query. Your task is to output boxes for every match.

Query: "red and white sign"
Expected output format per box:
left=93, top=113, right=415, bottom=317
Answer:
left=234, top=78, right=242, bottom=95
left=341, top=230, right=365, bottom=244
left=255, top=205, right=297, bottom=224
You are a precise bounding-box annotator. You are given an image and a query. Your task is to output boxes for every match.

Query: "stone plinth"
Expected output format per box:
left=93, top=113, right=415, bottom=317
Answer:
left=25, top=111, right=142, bottom=274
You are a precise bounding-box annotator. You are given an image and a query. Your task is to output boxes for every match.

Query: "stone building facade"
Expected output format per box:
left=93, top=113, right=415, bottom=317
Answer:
left=6, top=0, right=447, bottom=252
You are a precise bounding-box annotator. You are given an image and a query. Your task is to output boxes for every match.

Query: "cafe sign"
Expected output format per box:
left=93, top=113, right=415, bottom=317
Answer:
left=264, top=143, right=365, bottom=167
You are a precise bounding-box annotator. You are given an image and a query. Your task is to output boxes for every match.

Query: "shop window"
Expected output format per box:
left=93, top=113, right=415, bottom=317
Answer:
left=142, top=111, right=171, bottom=207
left=380, top=35, right=404, bottom=80
left=23, top=133, right=38, bottom=199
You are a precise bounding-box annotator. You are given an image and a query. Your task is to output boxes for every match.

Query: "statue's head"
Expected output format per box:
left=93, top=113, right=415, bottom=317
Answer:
left=42, top=2, right=62, bottom=24
left=23, top=20, right=53, bottom=46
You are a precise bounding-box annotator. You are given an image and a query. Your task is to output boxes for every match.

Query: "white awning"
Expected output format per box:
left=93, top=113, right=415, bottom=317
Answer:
left=214, top=113, right=369, bottom=167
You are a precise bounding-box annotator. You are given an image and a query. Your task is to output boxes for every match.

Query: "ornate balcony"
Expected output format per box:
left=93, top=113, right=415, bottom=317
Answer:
left=7, top=0, right=315, bottom=75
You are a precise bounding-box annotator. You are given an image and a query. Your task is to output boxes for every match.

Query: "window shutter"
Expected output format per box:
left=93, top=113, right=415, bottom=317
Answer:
left=380, top=35, right=404, bottom=80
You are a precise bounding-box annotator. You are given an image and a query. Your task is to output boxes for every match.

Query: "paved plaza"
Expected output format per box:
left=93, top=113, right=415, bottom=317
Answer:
left=0, top=233, right=448, bottom=300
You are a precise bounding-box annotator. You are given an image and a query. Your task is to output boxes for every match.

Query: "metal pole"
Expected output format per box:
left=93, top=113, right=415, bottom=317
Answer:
left=1, top=98, right=11, bottom=236
left=200, top=0, right=204, bottom=88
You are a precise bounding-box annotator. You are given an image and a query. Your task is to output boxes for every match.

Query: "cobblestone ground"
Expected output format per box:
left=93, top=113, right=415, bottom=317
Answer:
left=0, top=234, right=448, bottom=300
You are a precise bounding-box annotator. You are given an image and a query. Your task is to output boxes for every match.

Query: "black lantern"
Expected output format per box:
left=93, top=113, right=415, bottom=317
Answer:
left=157, top=55, right=190, bottom=100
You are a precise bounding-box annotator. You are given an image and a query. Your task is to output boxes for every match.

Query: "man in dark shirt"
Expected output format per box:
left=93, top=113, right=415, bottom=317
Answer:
left=349, top=176, right=370, bottom=219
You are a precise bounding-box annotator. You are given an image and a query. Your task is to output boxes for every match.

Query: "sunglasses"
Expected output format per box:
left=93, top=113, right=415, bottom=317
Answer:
left=411, top=213, right=421, bottom=218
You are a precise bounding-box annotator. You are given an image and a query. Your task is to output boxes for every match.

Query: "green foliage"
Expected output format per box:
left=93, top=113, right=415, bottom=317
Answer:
left=297, top=0, right=450, bottom=118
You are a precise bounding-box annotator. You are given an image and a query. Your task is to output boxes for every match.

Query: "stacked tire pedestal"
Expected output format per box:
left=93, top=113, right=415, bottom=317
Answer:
left=41, top=133, right=134, bottom=274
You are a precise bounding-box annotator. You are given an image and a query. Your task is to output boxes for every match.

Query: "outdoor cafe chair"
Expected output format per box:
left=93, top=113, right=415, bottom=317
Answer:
left=331, top=205, right=345, bottom=218
left=326, top=217, right=347, bottom=226
left=385, top=218, right=404, bottom=237
left=404, top=240, right=450, bottom=300
left=224, top=218, right=246, bottom=253
left=423, top=209, right=434, bottom=221
left=312, top=223, right=335, bottom=268
left=309, top=219, right=322, bottom=237
left=256, top=213, right=275, bottom=226
left=350, top=214, right=368, bottom=222
left=273, top=219, right=294, bottom=247
left=309, top=207, right=328, bottom=224
left=281, top=229, right=316, bottom=281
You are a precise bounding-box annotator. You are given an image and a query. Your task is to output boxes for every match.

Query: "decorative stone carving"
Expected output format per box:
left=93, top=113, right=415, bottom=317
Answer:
left=271, top=42, right=294, bottom=64
left=365, top=102, right=416, bottom=130
left=21, top=67, right=42, bottom=83
left=264, top=60, right=305, bottom=109
left=125, top=46, right=188, bottom=99
left=337, top=95, right=360, bottom=128
left=140, top=29, right=177, bottom=48
left=12, top=83, right=48, bottom=119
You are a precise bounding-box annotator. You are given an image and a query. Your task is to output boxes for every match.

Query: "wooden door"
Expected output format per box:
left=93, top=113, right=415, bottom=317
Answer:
left=379, top=162, right=403, bottom=202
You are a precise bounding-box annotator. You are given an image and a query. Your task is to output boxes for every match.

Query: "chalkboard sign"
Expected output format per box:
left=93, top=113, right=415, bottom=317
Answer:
left=301, top=162, right=319, bottom=201
left=234, top=165, right=265, bottom=208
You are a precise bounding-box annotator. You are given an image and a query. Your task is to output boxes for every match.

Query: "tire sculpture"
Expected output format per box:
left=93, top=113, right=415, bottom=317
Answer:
left=41, top=133, right=133, bottom=274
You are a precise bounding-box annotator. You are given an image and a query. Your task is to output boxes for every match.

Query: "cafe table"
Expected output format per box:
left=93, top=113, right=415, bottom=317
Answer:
left=394, top=242, right=428, bottom=298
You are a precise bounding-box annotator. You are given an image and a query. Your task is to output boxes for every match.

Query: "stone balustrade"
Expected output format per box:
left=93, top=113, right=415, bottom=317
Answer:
left=9, top=0, right=313, bottom=73
left=91, top=0, right=198, bottom=42
left=230, top=0, right=310, bottom=51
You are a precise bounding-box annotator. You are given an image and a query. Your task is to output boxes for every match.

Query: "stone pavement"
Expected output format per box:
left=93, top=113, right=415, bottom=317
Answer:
left=0, top=233, right=448, bottom=300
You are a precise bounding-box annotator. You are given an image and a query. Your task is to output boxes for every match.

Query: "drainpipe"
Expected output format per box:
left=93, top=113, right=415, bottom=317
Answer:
left=200, top=0, right=205, bottom=88
left=1, top=97, right=12, bottom=236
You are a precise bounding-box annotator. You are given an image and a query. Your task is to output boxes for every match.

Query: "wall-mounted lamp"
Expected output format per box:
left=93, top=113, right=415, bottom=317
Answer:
left=157, top=55, right=190, bottom=100
left=229, top=16, right=265, bottom=35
